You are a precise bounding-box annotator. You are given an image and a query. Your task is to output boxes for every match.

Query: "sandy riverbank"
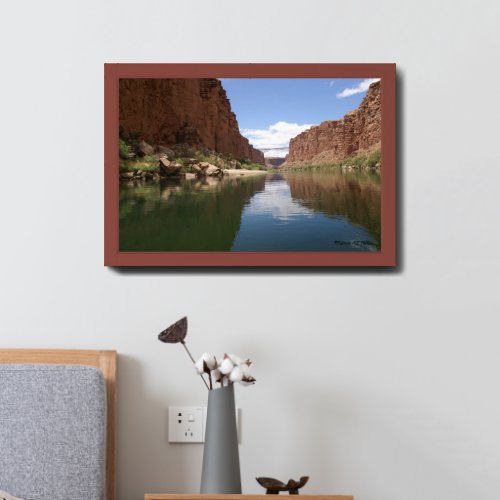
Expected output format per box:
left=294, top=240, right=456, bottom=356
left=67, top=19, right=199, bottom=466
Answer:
left=224, top=169, right=268, bottom=176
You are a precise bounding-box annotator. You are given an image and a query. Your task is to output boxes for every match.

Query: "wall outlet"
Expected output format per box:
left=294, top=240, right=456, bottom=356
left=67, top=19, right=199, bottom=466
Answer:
left=168, top=406, right=242, bottom=444
left=168, top=406, right=204, bottom=443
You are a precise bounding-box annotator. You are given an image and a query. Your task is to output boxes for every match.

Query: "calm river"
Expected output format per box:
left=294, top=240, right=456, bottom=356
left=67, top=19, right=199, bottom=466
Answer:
left=119, top=170, right=381, bottom=252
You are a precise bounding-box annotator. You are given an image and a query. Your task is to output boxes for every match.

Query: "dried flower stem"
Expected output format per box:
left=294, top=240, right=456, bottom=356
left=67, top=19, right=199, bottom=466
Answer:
left=181, top=340, right=210, bottom=390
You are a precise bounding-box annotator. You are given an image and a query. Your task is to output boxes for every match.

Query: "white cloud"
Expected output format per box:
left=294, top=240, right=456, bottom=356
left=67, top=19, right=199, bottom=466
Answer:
left=329, top=80, right=335, bottom=87
left=242, top=121, right=313, bottom=158
left=336, top=78, right=380, bottom=99
left=244, top=180, right=315, bottom=221
left=264, top=149, right=289, bottom=158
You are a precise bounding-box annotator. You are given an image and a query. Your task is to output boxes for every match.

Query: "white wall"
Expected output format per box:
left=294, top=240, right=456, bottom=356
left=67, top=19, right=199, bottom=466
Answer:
left=1, top=1, right=499, bottom=499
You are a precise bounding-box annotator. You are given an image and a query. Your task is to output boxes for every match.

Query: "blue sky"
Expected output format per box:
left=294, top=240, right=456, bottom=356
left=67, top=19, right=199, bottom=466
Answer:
left=220, top=78, right=379, bottom=157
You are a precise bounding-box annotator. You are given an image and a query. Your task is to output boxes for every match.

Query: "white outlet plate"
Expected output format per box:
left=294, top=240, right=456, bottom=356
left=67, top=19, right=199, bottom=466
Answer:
left=168, top=406, right=204, bottom=443
left=168, top=406, right=242, bottom=443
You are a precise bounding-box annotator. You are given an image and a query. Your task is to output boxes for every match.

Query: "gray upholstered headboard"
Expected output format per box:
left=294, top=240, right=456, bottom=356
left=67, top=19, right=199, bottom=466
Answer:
left=0, top=365, right=107, bottom=500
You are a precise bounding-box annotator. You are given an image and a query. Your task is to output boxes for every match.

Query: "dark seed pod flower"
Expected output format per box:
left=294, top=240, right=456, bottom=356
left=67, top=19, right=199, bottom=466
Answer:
left=158, top=316, right=188, bottom=344
left=158, top=317, right=256, bottom=391
left=158, top=316, right=210, bottom=390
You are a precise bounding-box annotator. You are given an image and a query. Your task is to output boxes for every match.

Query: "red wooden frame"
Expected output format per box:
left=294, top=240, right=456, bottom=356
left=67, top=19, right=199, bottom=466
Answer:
left=104, top=64, right=396, bottom=267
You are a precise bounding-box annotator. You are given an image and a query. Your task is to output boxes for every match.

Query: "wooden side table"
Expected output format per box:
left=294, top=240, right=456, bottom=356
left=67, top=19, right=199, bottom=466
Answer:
left=145, top=495, right=353, bottom=500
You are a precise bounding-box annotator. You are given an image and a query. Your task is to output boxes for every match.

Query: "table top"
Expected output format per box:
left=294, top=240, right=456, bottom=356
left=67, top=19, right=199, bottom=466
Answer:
left=145, top=495, right=353, bottom=500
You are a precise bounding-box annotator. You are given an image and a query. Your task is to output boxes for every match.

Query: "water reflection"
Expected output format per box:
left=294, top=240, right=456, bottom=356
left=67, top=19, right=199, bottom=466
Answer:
left=285, top=171, right=381, bottom=248
left=119, top=170, right=381, bottom=252
left=238, top=176, right=316, bottom=222
left=119, top=175, right=266, bottom=251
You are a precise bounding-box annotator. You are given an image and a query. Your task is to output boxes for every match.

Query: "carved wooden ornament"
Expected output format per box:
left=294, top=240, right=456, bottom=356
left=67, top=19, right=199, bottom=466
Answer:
left=256, top=476, right=309, bottom=495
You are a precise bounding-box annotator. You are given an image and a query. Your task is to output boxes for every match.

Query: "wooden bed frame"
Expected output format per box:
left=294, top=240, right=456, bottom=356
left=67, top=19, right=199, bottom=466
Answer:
left=0, top=349, right=117, bottom=500
left=144, top=496, right=354, bottom=500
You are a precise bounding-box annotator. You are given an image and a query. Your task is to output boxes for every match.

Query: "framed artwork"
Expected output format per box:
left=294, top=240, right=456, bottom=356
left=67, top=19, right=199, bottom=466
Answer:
left=104, top=63, right=396, bottom=266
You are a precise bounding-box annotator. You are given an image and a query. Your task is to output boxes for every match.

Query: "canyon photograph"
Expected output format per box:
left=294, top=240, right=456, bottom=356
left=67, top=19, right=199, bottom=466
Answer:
left=118, top=77, right=382, bottom=252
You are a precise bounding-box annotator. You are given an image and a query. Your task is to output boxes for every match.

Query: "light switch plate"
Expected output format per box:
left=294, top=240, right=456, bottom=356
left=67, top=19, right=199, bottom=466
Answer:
left=168, top=406, right=204, bottom=443
left=168, top=406, right=242, bottom=443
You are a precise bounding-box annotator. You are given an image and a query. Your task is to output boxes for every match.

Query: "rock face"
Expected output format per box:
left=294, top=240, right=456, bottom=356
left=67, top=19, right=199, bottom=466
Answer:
left=136, top=140, right=155, bottom=157
left=159, top=156, right=182, bottom=177
left=265, top=157, right=285, bottom=168
left=285, top=81, right=381, bottom=166
left=119, top=79, right=265, bottom=165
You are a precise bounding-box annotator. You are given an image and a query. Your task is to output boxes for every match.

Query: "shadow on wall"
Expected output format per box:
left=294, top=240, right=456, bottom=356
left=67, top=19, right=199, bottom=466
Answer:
left=117, top=355, right=202, bottom=498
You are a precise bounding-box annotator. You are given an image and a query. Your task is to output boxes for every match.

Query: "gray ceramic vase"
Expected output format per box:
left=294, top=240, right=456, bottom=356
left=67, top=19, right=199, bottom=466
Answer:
left=200, top=384, right=241, bottom=493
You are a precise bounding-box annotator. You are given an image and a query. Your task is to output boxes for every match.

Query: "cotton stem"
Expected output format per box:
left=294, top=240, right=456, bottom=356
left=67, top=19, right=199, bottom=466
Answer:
left=181, top=340, right=209, bottom=390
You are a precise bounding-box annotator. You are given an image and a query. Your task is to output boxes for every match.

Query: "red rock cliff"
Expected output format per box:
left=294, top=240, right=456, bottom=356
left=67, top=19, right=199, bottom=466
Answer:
left=265, top=157, right=285, bottom=168
left=285, top=80, right=381, bottom=166
left=119, top=78, right=265, bottom=164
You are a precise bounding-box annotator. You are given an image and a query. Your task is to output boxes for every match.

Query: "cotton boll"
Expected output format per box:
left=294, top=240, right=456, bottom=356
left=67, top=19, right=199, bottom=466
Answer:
left=211, top=368, right=222, bottom=382
left=202, top=352, right=217, bottom=370
left=240, top=363, right=251, bottom=377
left=228, top=354, right=243, bottom=365
left=194, top=358, right=205, bottom=374
left=219, top=358, right=234, bottom=374
left=229, top=366, right=244, bottom=382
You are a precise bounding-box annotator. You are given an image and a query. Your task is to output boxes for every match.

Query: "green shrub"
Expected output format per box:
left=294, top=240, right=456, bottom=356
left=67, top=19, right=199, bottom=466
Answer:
left=286, top=149, right=381, bottom=171
left=194, top=151, right=215, bottom=163
left=342, top=150, right=381, bottom=168
left=364, top=149, right=381, bottom=168
left=119, top=158, right=159, bottom=173
left=119, top=138, right=134, bottom=159
left=242, top=162, right=265, bottom=170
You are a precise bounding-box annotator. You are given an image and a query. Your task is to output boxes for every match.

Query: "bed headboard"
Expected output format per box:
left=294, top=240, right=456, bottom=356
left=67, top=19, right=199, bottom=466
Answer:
left=0, top=349, right=116, bottom=500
